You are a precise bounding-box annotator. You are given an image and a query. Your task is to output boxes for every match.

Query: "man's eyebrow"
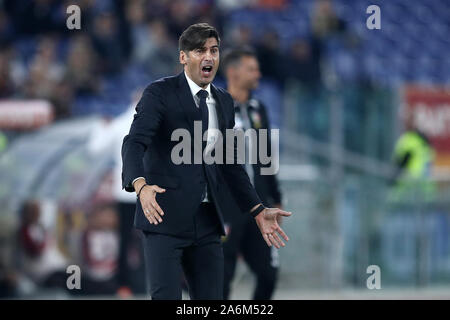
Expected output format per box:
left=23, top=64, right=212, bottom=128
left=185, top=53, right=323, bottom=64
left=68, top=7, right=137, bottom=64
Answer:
left=194, top=44, right=219, bottom=50
left=200, top=45, right=219, bottom=49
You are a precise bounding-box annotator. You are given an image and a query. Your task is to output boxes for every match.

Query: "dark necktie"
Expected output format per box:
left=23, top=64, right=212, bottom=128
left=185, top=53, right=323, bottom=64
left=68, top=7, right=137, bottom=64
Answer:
left=197, top=89, right=211, bottom=201
left=197, top=89, right=209, bottom=148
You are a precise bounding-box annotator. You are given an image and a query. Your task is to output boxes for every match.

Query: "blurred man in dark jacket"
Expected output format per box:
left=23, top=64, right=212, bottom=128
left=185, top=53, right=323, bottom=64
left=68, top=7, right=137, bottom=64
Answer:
left=222, top=47, right=283, bottom=299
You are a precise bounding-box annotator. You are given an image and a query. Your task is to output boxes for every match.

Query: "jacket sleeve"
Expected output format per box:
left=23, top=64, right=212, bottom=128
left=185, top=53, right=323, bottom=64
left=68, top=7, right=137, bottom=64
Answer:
left=121, top=83, right=166, bottom=192
left=220, top=92, right=262, bottom=214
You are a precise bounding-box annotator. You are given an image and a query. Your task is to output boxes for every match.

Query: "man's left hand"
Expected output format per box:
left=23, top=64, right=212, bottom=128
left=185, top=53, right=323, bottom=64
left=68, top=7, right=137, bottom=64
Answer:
left=273, top=203, right=283, bottom=225
left=254, top=207, right=292, bottom=249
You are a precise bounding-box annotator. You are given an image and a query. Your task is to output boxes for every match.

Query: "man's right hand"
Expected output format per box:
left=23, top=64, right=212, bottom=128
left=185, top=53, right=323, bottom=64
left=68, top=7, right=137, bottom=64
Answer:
left=134, top=179, right=166, bottom=225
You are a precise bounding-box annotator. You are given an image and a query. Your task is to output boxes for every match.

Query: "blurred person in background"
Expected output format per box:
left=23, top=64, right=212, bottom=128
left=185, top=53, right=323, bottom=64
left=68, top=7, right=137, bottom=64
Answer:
left=227, top=24, right=253, bottom=48
left=112, top=96, right=147, bottom=298
left=285, top=37, right=327, bottom=140
left=134, top=19, right=180, bottom=78
left=21, top=36, right=72, bottom=119
left=22, top=37, right=64, bottom=99
left=87, top=89, right=147, bottom=298
left=222, top=47, right=283, bottom=300
left=0, top=130, right=8, bottom=153
left=255, top=30, right=286, bottom=85
left=79, top=203, right=119, bottom=296
left=311, top=0, right=347, bottom=41
left=0, top=46, right=15, bottom=98
left=90, top=10, right=126, bottom=74
left=126, top=0, right=151, bottom=62
left=0, top=44, right=27, bottom=98
left=285, top=38, right=322, bottom=88
left=19, top=201, right=46, bottom=260
left=166, top=0, right=197, bottom=40
left=17, top=200, right=67, bottom=292
left=391, top=111, right=436, bottom=202
left=0, top=10, right=14, bottom=46
left=64, top=35, right=100, bottom=96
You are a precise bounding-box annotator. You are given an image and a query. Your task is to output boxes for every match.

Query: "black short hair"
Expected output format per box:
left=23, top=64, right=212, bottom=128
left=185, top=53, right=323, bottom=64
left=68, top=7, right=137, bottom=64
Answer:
left=179, top=23, right=220, bottom=52
left=221, top=46, right=257, bottom=73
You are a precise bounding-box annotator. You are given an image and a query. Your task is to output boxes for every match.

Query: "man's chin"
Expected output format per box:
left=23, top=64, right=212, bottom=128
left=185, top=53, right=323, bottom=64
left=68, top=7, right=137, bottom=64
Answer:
left=201, top=75, right=216, bottom=85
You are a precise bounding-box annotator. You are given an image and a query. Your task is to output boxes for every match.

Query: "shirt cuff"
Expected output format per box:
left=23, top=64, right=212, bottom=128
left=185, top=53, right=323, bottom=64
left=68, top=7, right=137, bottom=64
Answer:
left=132, top=177, right=145, bottom=187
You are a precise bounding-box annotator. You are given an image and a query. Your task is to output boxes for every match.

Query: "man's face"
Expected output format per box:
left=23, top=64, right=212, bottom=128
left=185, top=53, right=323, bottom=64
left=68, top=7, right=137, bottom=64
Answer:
left=180, top=37, right=219, bottom=88
left=234, top=56, right=261, bottom=90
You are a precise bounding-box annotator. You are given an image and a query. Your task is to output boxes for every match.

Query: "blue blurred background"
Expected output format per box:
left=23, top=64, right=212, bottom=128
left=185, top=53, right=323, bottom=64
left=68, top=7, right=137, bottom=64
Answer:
left=0, top=0, right=449, bottom=299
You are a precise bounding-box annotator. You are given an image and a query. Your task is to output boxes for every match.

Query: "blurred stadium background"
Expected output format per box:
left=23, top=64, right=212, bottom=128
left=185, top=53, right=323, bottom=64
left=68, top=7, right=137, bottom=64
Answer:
left=0, top=0, right=450, bottom=299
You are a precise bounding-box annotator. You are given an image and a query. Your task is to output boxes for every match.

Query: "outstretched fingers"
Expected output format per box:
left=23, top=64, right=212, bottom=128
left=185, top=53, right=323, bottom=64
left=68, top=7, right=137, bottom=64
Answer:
left=277, top=209, right=292, bottom=217
left=276, top=226, right=289, bottom=242
left=272, top=232, right=285, bottom=247
left=262, top=233, right=272, bottom=247
left=267, top=233, right=280, bottom=249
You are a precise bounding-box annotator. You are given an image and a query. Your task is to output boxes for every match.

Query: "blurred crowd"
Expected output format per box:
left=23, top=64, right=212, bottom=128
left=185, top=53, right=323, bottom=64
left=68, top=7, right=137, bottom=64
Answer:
left=0, top=0, right=353, bottom=122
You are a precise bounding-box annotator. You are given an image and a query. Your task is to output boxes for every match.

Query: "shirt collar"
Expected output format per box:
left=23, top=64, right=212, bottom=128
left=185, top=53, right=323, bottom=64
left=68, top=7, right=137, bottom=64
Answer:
left=185, top=71, right=211, bottom=99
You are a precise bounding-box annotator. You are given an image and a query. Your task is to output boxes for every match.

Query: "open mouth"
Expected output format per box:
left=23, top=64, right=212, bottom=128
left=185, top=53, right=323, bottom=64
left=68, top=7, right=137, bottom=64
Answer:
left=201, top=65, right=213, bottom=77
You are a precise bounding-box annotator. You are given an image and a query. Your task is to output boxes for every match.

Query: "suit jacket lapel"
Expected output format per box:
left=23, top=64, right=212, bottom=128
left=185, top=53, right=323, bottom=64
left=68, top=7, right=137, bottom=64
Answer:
left=175, top=72, right=200, bottom=134
left=211, top=84, right=226, bottom=133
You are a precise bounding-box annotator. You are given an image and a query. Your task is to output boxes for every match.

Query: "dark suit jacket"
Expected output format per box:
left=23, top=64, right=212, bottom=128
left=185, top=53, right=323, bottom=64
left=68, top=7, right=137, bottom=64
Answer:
left=121, top=72, right=261, bottom=237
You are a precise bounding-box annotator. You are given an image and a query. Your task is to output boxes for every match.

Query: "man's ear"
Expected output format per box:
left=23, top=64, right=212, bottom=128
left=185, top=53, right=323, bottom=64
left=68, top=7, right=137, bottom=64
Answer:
left=179, top=50, right=187, bottom=65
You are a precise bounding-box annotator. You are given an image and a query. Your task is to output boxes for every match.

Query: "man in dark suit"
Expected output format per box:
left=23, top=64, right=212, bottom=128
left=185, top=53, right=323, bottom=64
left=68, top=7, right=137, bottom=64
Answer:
left=121, top=23, right=291, bottom=300
left=221, top=47, right=283, bottom=300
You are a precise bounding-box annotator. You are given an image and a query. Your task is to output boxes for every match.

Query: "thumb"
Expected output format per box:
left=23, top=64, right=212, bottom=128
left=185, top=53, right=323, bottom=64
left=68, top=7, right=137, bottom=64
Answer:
left=278, top=209, right=292, bottom=217
left=153, top=185, right=166, bottom=193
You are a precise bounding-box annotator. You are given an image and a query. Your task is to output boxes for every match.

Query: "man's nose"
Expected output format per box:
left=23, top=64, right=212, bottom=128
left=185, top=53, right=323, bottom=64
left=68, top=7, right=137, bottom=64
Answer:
left=204, top=49, right=213, bottom=60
